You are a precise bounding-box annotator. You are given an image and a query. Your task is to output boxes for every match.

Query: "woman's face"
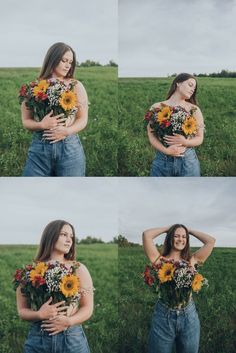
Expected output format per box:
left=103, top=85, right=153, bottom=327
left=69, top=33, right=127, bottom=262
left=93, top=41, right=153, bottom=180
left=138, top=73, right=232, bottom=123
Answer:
left=54, top=224, right=74, bottom=254
left=172, top=227, right=187, bottom=251
left=177, top=78, right=196, bottom=100
left=53, top=50, right=73, bottom=79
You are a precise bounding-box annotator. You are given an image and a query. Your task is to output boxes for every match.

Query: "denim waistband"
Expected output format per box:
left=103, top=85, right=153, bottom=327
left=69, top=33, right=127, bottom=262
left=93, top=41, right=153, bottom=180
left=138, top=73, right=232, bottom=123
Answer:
left=156, top=148, right=196, bottom=160
left=156, top=299, right=196, bottom=316
left=32, top=132, right=79, bottom=143
left=29, top=321, right=83, bottom=336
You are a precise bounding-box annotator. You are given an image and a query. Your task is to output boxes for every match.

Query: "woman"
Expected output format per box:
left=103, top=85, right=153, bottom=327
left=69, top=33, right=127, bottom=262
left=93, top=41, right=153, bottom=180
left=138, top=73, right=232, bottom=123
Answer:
left=21, top=42, right=88, bottom=176
left=147, top=73, right=205, bottom=177
left=142, top=224, right=215, bottom=353
left=16, top=220, right=93, bottom=353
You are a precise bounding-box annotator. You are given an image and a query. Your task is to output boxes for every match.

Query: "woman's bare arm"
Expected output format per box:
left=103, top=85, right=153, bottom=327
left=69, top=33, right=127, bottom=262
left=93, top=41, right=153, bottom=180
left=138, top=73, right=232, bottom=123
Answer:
left=21, top=102, right=65, bottom=131
left=142, top=227, right=169, bottom=264
left=163, top=107, right=204, bottom=147
left=42, top=81, right=88, bottom=143
left=16, top=286, right=66, bottom=321
left=41, top=263, right=94, bottom=335
left=67, top=263, right=93, bottom=326
left=190, top=229, right=216, bottom=264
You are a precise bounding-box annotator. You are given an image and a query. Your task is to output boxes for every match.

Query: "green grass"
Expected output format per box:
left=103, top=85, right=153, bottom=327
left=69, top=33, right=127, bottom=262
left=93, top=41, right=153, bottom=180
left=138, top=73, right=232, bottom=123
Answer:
left=118, top=77, right=236, bottom=176
left=118, top=246, right=236, bottom=353
left=0, top=67, right=117, bottom=176
left=0, top=243, right=118, bottom=353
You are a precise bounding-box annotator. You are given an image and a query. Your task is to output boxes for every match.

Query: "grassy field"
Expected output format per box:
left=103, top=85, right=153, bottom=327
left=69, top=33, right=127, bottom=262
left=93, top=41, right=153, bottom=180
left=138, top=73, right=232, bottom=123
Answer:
left=118, top=246, right=236, bottom=353
left=0, top=67, right=117, bottom=176
left=118, top=77, right=236, bottom=176
left=0, top=243, right=118, bottom=353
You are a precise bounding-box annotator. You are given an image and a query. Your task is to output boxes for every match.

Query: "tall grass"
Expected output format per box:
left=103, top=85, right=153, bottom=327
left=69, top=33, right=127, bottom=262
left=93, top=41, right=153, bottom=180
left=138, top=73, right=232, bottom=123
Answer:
left=118, top=246, right=236, bottom=353
left=0, top=243, right=118, bottom=353
left=0, top=67, right=117, bottom=176
left=118, top=77, right=236, bottom=176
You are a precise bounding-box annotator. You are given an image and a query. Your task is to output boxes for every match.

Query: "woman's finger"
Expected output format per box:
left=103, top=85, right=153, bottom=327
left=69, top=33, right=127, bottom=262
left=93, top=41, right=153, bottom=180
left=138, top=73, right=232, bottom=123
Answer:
left=49, top=330, right=61, bottom=336
left=54, top=301, right=65, bottom=308
left=57, top=306, right=68, bottom=312
left=56, top=113, right=65, bottom=119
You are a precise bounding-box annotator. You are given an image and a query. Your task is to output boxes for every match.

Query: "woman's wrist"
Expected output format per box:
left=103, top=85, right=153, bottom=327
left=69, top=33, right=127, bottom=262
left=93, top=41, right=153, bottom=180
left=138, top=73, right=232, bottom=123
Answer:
left=184, top=139, right=191, bottom=147
left=67, top=316, right=74, bottom=327
left=36, top=309, right=44, bottom=320
left=64, top=126, right=72, bottom=136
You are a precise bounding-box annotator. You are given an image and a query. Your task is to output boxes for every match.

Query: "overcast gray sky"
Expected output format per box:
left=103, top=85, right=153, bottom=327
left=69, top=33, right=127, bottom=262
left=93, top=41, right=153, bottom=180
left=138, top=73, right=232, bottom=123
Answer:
left=0, top=0, right=117, bottom=67
left=0, top=178, right=118, bottom=244
left=118, top=178, right=236, bottom=247
left=119, top=0, right=236, bottom=77
left=0, top=178, right=235, bottom=246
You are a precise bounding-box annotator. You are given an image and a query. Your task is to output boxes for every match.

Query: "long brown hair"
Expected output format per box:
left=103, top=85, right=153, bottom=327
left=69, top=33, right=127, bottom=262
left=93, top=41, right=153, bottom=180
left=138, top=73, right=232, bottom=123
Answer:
left=39, top=42, right=76, bottom=79
left=162, top=224, right=191, bottom=261
left=166, top=73, right=198, bottom=105
left=35, top=220, right=76, bottom=261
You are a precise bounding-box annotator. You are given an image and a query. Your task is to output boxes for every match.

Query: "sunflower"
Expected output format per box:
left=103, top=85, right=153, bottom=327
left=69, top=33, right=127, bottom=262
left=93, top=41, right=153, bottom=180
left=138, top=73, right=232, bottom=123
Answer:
left=182, top=116, right=197, bottom=135
left=158, top=263, right=175, bottom=283
left=29, top=270, right=45, bottom=286
left=59, top=91, right=77, bottom=111
left=60, top=274, right=79, bottom=297
left=34, top=262, right=48, bottom=276
left=192, top=273, right=204, bottom=292
left=32, top=80, right=49, bottom=96
left=157, top=106, right=172, bottom=124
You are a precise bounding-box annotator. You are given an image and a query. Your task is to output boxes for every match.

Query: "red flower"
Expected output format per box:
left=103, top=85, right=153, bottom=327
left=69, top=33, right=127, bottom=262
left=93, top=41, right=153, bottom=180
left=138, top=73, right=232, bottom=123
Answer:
left=14, top=269, right=23, bottom=281
left=19, top=85, right=27, bottom=97
left=32, top=275, right=46, bottom=288
left=144, top=111, right=153, bottom=121
left=160, top=120, right=171, bottom=128
left=143, top=265, right=155, bottom=286
left=26, top=264, right=33, bottom=271
left=35, top=91, right=48, bottom=101
left=30, top=81, right=37, bottom=88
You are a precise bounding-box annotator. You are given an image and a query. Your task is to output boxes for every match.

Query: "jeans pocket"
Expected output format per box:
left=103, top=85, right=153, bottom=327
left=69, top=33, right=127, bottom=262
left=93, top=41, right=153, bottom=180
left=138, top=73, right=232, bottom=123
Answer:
left=64, top=134, right=80, bottom=145
left=64, top=326, right=90, bottom=353
left=151, top=154, right=173, bottom=177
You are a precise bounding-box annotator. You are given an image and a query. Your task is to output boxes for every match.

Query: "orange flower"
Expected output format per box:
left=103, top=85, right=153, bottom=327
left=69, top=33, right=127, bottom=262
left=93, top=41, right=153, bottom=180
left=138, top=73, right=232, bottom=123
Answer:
left=182, top=116, right=197, bottom=135
left=157, top=106, right=172, bottom=124
left=33, top=80, right=49, bottom=96
left=60, top=274, right=79, bottom=297
left=158, top=263, right=175, bottom=283
left=192, top=273, right=204, bottom=292
left=59, top=91, right=77, bottom=111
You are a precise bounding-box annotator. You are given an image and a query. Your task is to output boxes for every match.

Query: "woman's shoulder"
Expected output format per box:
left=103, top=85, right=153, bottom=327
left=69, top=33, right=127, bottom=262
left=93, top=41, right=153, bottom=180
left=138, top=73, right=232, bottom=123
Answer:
left=150, top=101, right=167, bottom=109
left=182, top=102, right=202, bottom=115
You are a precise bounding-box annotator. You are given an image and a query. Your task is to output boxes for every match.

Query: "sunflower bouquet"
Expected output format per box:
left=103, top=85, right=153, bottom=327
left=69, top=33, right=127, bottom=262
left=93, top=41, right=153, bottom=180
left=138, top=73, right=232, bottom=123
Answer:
left=143, top=257, right=208, bottom=308
left=18, top=78, right=78, bottom=122
left=144, top=104, right=197, bottom=147
left=13, top=261, right=80, bottom=311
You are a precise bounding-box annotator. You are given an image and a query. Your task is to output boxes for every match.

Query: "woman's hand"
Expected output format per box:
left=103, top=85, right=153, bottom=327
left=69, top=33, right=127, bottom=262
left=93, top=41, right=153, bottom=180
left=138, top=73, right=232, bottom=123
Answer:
left=40, top=111, right=66, bottom=130
left=164, top=134, right=188, bottom=146
left=38, top=297, right=67, bottom=320
left=165, top=144, right=186, bottom=157
left=41, top=314, right=71, bottom=335
left=43, top=126, right=69, bottom=143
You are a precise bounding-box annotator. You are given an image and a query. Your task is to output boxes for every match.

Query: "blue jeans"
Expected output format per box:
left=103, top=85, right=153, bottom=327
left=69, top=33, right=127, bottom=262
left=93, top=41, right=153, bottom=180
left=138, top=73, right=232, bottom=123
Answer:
left=24, top=322, right=90, bottom=353
left=23, top=133, right=86, bottom=176
left=148, top=300, right=200, bottom=353
left=150, top=148, right=200, bottom=177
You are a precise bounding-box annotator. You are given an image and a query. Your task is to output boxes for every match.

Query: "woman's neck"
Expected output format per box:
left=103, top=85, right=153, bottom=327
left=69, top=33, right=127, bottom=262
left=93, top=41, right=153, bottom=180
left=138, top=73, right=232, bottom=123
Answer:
left=167, top=91, right=186, bottom=107
left=48, top=251, right=66, bottom=263
left=166, top=249, right=182, bottom=261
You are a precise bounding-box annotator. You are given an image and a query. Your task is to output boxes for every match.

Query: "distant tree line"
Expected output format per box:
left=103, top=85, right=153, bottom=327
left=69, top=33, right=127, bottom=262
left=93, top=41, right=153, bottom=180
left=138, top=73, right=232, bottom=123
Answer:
left=76, top=59, right=118, bottom=67
left=170, top=69, right=236, bottom=78
left=117, top=234, right=141, bottom=248
left=75, top=235, right=119, bottom=244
